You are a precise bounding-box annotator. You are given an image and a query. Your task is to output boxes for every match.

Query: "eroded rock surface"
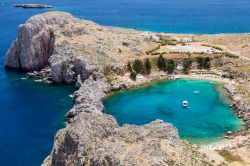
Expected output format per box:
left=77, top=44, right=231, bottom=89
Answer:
left=43, top=74, right=210, bottom=166
left=5, top=11, right=155, bottom=84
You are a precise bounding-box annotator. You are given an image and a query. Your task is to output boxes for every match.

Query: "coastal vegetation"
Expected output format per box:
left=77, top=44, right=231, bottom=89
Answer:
left=217, top=150, right=243, bottom=163
left=157, top=55, right=166, bottom=71
left=156, top=55, right=175, bottom=73
left=223, top=52, right=238, bottom=58
left=144, top=58, right=152, bottom=75
left=202, top=44, right=223, bottom=51
left=128, top=58, right=152, bottom=80
left=146, top=45, right=161, bottom=55
left=127, top=62, right=132, bottom=72
left=182, top=59, right=193, bottom=74
left=196, top=56, right=211, bottom=69
left=165, top=59, right=175, bottom=73
left=130, top=71, right=137, bottom=80
left=132, top=59, right=144, bottom=74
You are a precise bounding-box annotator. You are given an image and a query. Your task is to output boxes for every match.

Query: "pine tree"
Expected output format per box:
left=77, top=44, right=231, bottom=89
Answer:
left=144, top=58, right=151, bottom=75
left=166, top=59, right=175, bottom=73
left=133, top=59, right=144, bottom=74
left=183, top=59, right=193, bottom=74
left=196, top=56, right=211, bottom=69
left=196, top=57, right=204, bottom=69
left=157, top=55, right=166, bottom=71
left=203, top=57, right=211, bottom=69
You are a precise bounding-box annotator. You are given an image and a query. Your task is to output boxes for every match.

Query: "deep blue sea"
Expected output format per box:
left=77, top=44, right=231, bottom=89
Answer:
left=0, top=0, right=250, bottom=165
left=104, top=79, right=244, bottom=144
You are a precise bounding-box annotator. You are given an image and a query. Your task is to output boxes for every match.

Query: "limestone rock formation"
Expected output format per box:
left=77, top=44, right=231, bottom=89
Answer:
left=43, top=74, right=210, bottom=166
left=5, top=11, right=155, bottom=84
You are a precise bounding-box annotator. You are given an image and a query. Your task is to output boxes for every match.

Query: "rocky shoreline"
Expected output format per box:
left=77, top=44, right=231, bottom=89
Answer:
left=224, top=83, right=250, bottom=129
left=42, top=72, right=212, bottom=166
left=4, top=11, right=250, bottom=165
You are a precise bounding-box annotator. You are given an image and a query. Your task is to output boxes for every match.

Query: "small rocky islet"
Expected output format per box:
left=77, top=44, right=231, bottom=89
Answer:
left=13, top=4, right=53, bottom=9
left=5, top=11, right=250, bottom=166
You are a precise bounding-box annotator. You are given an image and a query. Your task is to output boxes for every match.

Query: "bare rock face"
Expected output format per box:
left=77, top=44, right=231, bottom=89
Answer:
left=4, top=13, right=64, bottom=70
left=5, top=11, right=154, bottom=83
left=5, top=25, right=55, bottom=70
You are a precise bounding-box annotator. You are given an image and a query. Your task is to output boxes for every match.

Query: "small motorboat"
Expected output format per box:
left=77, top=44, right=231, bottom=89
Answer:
left=182, top=100, right=188, bottom=108
left=193, top=91, right=200, bottom=95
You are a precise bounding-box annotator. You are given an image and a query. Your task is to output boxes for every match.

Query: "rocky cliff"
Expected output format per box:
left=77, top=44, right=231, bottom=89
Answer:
left=5, top=12, right=211, bottom=166
left=5, top=11, right=155, bottom=84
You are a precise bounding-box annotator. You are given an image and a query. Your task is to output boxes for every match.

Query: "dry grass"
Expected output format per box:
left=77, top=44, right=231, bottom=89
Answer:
left=217, top=150, right=244, bottom=163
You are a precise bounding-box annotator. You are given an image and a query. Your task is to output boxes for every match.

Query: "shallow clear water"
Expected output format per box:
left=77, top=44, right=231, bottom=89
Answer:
left=0, top=0, right=250, bottom=165
left=104, top=79, right=244, bottom=144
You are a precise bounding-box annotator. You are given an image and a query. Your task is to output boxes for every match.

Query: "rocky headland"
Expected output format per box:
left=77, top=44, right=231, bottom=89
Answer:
left=5, top=11, right=250, bottom=165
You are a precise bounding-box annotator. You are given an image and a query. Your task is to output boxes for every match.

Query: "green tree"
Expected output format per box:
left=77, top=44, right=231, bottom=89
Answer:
left=183, top=59, right=193, bottom=74
left=157, top=55, right=166, bottom=71
left=203, top=57, right=211, bottom=69
left=133, top=59, right=144, bottom=74
left=196, top=57, right=204, bottom=69
left=196, top=57, right=211, bottom=69
left=144, top=58, right=151, bottom=75
left=166, top=59, right=175, bottom=73
left=130, top=71, right=137, bottom=80
left=127, top=62, right=132, bottom=72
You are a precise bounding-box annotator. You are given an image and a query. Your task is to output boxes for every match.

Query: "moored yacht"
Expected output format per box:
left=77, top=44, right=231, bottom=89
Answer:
left=182, top=100, right=188, bottom=107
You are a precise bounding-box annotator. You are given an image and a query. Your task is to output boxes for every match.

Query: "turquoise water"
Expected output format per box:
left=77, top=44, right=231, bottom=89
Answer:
left=1, top=0, right=250, bottom=165
left=104, top=79, right=244, bottom=144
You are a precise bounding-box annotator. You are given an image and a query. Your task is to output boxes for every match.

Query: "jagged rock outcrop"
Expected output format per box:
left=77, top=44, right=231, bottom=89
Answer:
left=5, top=11, right=156, bottom=83
left=5, top=23, right=55, bottom=70
left=43, top=74, right=211, bottom=166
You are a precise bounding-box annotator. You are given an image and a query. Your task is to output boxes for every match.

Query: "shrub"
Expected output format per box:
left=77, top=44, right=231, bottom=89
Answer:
left=202, top=44, right=223, bottom=51
left=146, top=45, right=161, bottom=55
left=221, top=73, right=234, bottom=79
left=133, top=59, right=144, bottom=74
left=127, top=62, right=132, bottom=72
left=217, top=150, right=243, bottom=163
left=144, top=58, right=151, bottom=75
left=130, top=71, right=137, bottom=80
left=224, top=52, right=238, bottom=58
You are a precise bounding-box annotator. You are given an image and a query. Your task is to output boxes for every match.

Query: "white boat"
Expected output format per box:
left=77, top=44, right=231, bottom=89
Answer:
left=193, top=91, right=200, bottom=95
left=182, top=100, right=188, bottom=107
